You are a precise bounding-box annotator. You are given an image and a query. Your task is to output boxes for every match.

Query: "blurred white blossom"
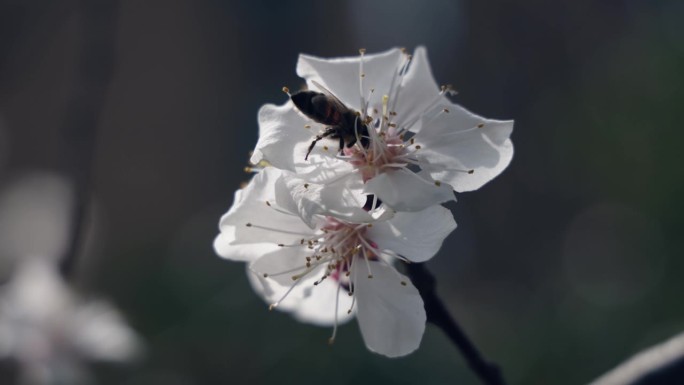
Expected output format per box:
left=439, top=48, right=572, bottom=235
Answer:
left=0, top=172, right=74, bottom=268
left=0, top=258, right=142, bottom=385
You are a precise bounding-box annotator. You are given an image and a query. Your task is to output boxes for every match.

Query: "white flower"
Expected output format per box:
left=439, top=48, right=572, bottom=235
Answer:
left=252, top=47, right=514, bottom=211
left=0, top=258, right=142, bottom=384
left=213, top=168, right=456, bottom=357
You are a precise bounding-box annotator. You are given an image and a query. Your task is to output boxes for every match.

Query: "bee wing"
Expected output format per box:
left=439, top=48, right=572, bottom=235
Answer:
left=310, top=80, right=350, bottom=111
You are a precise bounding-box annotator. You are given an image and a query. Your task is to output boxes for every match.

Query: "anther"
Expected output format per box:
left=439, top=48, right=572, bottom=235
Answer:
left=323, top=146, right=329, bottom=151
left=304, top=124, right=311, bottom=129
left=477, top=123, right=485, bottom=128
left=282, top=86, right=290, bottom=95
left=265, top=201, right=271, bottom=206
left=263, top=273, right=269, bottom=278
left=468, top=169, right=475, bottom=174
left=368, top=274, right=373, bottom=279
left=328, top=337, right=335, bottom=345
left=304, top=183, right=309, bottom=189
left=268, top=304, right=276, bottom=311
left=443, top=108, right=450, bottom=113
left=359, top=48, right=366, bottom=54
left=243, top=166, right=253, bottom=173
left=278, top=244, right=284, bottom=247
left=435, top=181, right=442, bottom=187
left=401, top=281, right=407, bottom=286
left=245, top=223, right=252, bottom=227
left=415, top=145, right=422, bottom=149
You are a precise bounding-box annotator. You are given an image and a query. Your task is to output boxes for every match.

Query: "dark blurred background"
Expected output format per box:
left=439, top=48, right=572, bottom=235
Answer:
left=0, top=0, right=682, bottom=384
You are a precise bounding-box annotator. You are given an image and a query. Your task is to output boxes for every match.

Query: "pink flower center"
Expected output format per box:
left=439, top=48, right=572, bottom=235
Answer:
left=343, top=129, right=411, bottom=182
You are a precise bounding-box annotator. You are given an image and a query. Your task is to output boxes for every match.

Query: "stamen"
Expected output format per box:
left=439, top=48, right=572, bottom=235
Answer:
left=388, top=53, right=413, bottom=118
left=359, top=48, right=366, bottom=115
left=269, top=274, right=306, bottom=311
left=329, top=280, right=343, bottom=345
left=360, top=247, right=374, bottom=279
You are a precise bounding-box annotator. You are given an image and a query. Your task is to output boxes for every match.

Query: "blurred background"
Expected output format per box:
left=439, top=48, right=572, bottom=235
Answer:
left=0, top=0, right=682, bottom=384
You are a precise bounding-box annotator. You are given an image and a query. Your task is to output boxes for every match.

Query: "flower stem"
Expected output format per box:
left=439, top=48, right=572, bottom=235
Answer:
left=58, top=0, right=119, bottom=280
left=406, top=263, right=507, bottom=385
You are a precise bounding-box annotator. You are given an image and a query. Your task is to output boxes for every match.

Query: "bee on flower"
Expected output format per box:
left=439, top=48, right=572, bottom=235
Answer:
left=215, top=47, right=512, bottom=357
left=252, top=47, right=513, bottom=211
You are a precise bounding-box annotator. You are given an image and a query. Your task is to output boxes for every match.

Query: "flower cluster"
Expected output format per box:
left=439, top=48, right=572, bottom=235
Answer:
left=214, top=47, right=513, bottom=357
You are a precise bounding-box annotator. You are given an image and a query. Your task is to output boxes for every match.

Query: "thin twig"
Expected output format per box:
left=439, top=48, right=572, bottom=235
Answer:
left=589, top=330, right=684, bottom=385
left=59, top=0, right=119, bottom=280
left=406, top=263, right=507, bottom=385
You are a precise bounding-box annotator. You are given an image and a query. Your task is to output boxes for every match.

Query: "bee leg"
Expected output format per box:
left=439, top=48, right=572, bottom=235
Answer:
left=305, top=136, right=323, bottom=161
left=305, top=129, right=335, bottom=160
left=338, top=137, right=345, bottom=155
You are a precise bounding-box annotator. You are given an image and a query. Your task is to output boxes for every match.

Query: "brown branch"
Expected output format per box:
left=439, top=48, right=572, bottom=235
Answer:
left=406, top=263, right=507, bottom=385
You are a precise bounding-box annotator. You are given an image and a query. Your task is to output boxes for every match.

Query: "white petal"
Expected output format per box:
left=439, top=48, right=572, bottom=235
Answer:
left=354, top=261, right=425, bottom=357
left=363, top=169, right=455, bottom=212
left=253, top=102, right=354, bottom=182
left=213, top=168, right=314, bottom=262
left=246, top=268, right=354, bottom=327
left=367, top=205, right=456, bottom=262
left=280, top=172, right=372, bottom=228
left=416, top=104, right=514, bottom=192
left=252, top=102, right=311, bottom=171
left=296, top=48, right=404, bottom=110
left=249, top=246, right=319, bottom=286
left=70, top=301, right=142, bottom=362
left=392, top=47, right=448, bottom=129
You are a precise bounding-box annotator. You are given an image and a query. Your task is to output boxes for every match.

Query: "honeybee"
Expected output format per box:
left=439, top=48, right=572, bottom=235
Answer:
left=288, top=81, right=369, bottom=160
